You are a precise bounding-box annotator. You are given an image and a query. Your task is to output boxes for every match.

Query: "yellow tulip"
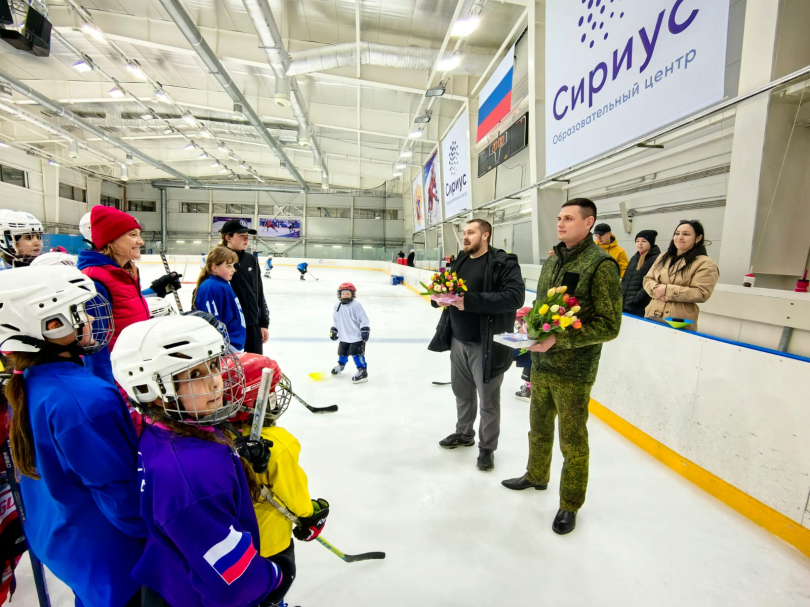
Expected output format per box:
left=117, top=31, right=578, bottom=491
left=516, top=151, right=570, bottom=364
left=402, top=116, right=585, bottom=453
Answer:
left=571, top=305, right=581, bottom=314
left=539, top=304, right=549, bottom=315
left=550, top=305, right=559, bottom=313
left=552, top=315, right=560, bottom=320
left=462, top=285, right=468, bottom=291
left=557, top=285, right=568, bottom=294
left=547, top=288, right=556, bottom=298
left=565, top=311, right=575, bottom=318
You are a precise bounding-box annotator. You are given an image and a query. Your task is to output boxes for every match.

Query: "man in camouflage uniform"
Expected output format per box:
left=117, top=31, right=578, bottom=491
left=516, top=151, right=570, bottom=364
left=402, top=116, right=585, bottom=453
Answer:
left=502, top=198, right=622, bottom=535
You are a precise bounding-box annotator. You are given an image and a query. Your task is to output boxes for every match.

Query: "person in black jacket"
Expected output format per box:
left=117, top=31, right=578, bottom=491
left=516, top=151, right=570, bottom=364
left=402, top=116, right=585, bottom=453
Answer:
left=407, top=249, right=415, bottom=267
left=429, top=219, right=525, bottom=472
left=220, top=219, right=269, bottom=354
left=621, top=230, right=661, bottom=317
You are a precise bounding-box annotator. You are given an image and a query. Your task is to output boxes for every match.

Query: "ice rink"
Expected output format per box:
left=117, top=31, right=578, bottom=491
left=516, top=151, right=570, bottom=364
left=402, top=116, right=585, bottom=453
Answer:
left=15, top=261, right=810, bottom=606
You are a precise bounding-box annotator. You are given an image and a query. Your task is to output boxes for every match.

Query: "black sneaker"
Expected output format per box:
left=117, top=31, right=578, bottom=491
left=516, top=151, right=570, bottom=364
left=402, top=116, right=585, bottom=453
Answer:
left=477, top=449, right=494, bottom=472
left=351, top=367, right=368, bottom=384
left=515, top=384, right=531, bottom=401
left=331, top=364, right=345, bottom=375
left=439, top=433, right=475, bottom=449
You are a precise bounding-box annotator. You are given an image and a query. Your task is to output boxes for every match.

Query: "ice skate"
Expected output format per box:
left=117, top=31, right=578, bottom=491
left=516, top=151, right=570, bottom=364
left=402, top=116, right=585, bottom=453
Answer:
left=351, top=367, right=368, bottom=384
left=515, top=384, right=531, bottom=401
left=331, top=363, right=345, bottom=375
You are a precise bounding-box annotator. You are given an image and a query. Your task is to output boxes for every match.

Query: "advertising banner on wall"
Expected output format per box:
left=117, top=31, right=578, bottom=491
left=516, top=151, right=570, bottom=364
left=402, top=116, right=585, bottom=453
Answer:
left=257, top=217, right=301, bottom=238
left=545, top=0, right=728, bottom=175
left=424, top=150, right=442, bottom=227
left=441, top=111, right=472, bottom=219
left=212, top=216, right=252, bottom=235
left=412, top=176, right=425, bottom=232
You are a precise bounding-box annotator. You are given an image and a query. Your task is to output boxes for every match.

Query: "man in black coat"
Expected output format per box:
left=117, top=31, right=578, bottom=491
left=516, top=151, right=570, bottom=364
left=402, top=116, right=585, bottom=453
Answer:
left=220, top=219, right=270, bottom=354
left=429, top=219, right=525, bottom=472
left=407, top=249, right=415, bottom=267
left=621, top=229, right=661, bottom=317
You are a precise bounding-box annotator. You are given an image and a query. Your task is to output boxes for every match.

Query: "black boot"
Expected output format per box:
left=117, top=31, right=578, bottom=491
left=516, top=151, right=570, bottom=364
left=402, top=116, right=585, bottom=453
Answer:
left=439, top=433, right=475, bottom=449
left=477, top=449, right=494, bottom=472
left=552, top=509, right=577, bottom=535
left=501, top=474, right=548, bottom=491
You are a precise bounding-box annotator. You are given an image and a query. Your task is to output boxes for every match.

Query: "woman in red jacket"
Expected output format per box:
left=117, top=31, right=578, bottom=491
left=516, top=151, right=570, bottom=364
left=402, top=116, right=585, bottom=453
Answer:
left=77, top=205, right=150, bottom=388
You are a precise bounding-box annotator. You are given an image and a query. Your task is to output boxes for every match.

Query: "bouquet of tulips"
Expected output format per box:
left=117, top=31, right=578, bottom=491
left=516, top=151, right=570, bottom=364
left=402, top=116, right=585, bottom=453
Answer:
left=420, top=267, right=468, bottom=304
left=525, top=285, right=583, bottom=341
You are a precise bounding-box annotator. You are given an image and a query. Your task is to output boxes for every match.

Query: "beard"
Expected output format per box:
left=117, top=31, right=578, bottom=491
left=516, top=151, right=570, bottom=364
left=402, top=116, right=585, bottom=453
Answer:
left=463, top=240, right=483, bottom=256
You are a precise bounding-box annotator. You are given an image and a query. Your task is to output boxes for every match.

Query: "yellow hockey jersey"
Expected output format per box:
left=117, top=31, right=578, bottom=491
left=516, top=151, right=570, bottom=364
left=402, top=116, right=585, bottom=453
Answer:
left=245, top=425, right=314, bottom=557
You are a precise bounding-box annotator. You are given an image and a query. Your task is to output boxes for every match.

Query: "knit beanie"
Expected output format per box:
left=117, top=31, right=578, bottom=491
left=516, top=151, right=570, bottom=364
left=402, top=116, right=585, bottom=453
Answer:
left=635, top=229, right=657, bottom=247
left=90, top=205, right=141, bottom=250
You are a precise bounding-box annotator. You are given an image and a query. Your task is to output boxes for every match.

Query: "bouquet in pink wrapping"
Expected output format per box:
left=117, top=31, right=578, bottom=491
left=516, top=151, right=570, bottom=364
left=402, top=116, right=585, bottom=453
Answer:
left=420, top=268, right=468, bottom=304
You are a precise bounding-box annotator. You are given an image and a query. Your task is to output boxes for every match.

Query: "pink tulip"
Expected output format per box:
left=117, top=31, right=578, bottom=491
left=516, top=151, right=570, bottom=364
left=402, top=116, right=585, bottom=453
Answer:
left=542, top=323, right=551, bottom=332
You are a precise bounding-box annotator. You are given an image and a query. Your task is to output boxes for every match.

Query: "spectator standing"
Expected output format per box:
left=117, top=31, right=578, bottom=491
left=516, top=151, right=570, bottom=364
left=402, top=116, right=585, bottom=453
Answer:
left=621, top=230, right=661, bottom=317
left=502, top=199, right=622, bottom=536
left=221, top=219, right=269, bottom=355
left=397, top=251, right=405, bottom=260
left=407, top=249, right=416, bottom=267
left=642, top=220, right=719, bottom=331
left=429, top=219, right=525, bottom=472
left=594, top=223, right=629, bottom=277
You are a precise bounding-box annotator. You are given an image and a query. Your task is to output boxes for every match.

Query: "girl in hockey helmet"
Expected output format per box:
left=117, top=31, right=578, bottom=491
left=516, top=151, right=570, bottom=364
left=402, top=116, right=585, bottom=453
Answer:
left=330, top=282, right=370, bottom=384
left=112, top=316, right=294, bottom=607
left=0, top=266, right=144, bottom=607
left=0, top=209, right=43, bottom=270
left=513, top=306, right=532, bottom=401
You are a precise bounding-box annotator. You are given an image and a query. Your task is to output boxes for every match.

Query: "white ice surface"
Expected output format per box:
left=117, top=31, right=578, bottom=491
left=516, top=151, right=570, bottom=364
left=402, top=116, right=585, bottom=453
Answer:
left=14, top=262, right=810, bottom=606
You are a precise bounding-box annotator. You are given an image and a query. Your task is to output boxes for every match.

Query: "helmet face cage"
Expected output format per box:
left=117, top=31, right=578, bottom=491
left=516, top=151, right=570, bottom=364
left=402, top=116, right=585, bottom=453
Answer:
left=154, top=351, right=245, bottom=426
left=38, top=293, right=114, bottom=355
left=264, top=372, right=292, bottom=422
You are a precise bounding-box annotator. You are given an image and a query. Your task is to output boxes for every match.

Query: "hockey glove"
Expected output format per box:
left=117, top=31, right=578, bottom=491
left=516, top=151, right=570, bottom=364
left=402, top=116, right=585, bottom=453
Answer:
left=260, top=552, right=296, bottom=606
left=360, top=327, right=370, bottom=342
left=233, top=436, right=273, bottom=474
left=329, top=327, right=339, bottom=341
left=293, top=498, right=330, bottom=542
left=149, top=272, right=183, bottom=298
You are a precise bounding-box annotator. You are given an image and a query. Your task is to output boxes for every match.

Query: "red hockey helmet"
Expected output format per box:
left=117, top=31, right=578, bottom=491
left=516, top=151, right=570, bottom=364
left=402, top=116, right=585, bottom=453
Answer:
left=231, top=353, right=291, bottom=423
left=337, top=282, right=356, bottom=299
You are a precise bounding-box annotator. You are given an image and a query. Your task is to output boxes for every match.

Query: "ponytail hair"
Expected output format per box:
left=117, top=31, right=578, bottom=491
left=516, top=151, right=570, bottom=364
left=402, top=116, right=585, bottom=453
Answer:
left=192, top=246, right=238, bottom=311
left=4, top=352, right=44, bottom=479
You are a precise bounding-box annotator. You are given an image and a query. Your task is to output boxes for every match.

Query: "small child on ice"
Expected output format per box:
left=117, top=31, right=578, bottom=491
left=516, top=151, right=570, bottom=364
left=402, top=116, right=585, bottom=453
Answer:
left=330, top=282, right=370, bottom=384
left=297, top=262, right=308, bottom=281
left=194, top=246, right=247, bottom=352
left=264, top=256, right=273, bottom=278
left=514, top=306, right=532, bottom=400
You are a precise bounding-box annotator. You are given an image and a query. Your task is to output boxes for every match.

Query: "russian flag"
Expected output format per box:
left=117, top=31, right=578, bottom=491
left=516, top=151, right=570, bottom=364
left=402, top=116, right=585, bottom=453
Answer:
left=477, top=49, right=514, bottom=142
left=204, top=526, right=258, bottom=585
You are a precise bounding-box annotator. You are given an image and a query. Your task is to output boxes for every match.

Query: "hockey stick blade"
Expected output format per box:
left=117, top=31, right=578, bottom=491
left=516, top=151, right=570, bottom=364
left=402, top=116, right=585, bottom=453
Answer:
left=432, top=381, right=451, bottom=386
left=340, top=550, right=386, bottom=563
left=294, top=393, right=338, bottom=414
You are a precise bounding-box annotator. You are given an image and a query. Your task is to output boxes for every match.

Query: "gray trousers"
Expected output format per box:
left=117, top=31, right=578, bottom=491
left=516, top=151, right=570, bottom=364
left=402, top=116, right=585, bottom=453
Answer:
left=450, top=337, right=504, bottom=451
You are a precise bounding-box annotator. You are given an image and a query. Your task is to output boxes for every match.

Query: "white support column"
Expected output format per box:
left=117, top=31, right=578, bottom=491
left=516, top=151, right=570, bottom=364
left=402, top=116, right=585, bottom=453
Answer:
left=717, top=0, right=780, bottom=284
left=526, top=0, right=546, bottom=264
left=41, top=160, right=58, bottom=227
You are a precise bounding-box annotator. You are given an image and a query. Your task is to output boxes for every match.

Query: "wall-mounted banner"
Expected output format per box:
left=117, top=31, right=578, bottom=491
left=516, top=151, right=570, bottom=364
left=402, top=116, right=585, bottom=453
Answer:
left=412, top=176, right=425, bottom=232
left=257, top=217, right=301, bottom=238
left=477, top=45, right=515, bottom=143
left=424, top=150, right=443, bottom=227
left=545, top=0, right=728, bottom=175
left=441, top=110, right=472, bottom=219
left=212, top=216, right=252, bottom=235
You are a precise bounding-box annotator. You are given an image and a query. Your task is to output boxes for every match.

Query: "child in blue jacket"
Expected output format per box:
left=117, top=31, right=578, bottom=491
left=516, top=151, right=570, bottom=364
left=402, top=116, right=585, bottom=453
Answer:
left=297, top=262, right=308, bottom=281
left=194, top=246, right=247, bottom=352
left=112, top=315, right=292, bottom=607
left=0, top=266, right=145, bottom=607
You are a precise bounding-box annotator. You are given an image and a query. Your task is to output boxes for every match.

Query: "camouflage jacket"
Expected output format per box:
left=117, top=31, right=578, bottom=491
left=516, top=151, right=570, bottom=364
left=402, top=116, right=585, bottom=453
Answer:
left=533, top=236, right=622, bottom=383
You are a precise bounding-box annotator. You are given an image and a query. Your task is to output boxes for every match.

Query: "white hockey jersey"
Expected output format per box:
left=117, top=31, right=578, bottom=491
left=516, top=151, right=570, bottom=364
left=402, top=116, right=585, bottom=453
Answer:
left=332, top=299, right=370, bottom=343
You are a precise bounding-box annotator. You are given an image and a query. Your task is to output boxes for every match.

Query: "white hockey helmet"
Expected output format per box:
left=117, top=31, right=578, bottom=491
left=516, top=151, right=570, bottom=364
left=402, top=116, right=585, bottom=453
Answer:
left=0, top=209, right=44, bottom=259
left=79, top=212, right=92, bottom=242
left=111, top=315, right=245, bottom=426
left=30, top=252, right=77, bottom=267
left=0, top=266, right=113, bottom=354
left=146, top=296, right=175, bottom=318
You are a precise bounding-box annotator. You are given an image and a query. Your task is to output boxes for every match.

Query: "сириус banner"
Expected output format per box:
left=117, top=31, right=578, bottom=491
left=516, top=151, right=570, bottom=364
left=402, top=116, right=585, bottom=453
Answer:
left=412, top=176, right=425, bottom=232
left=545, top=0, right=728, bottom=174
left=424, top=150, right=443, bottom=227
left=441, top=111, right=472, bottom=219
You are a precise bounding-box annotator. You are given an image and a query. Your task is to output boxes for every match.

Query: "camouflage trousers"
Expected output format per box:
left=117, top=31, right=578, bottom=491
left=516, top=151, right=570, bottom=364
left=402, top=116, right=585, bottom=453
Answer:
left=527, top=369, right=593, bottom=512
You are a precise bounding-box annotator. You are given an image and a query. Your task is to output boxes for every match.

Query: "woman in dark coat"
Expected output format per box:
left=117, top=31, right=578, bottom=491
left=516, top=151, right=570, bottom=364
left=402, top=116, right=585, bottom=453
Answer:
left=621, top=230, right=661, bottom=317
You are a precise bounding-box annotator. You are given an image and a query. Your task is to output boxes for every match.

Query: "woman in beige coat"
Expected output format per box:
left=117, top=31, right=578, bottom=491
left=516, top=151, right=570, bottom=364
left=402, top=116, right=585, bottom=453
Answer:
left=643, top=220, right=719, bottom=331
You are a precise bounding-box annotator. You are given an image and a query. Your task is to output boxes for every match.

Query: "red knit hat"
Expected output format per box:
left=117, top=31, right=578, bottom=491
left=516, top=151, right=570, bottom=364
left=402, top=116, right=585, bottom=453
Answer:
left=90, top=205, right=141, bottom=249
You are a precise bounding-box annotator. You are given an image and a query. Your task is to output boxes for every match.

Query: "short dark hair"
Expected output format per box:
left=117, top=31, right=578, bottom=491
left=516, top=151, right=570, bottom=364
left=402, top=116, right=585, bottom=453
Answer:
left=466, top=218, right=493, bottom=242
left=562, top=198, right=597, bottom=220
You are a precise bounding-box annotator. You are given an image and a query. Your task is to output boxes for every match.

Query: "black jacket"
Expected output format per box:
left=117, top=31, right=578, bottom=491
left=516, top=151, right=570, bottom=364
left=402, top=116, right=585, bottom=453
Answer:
left=407, top=252, right=415, bottom=267
left=428, top=247, right=525, bottom=383
left=228, top=248, right=269, bottom=328
left=621, top=246, right=661, bottom=317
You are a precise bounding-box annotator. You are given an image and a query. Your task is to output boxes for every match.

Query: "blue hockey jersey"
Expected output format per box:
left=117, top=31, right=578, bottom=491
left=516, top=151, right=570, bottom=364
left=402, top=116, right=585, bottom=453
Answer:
left=195, top=275, right=247, bottom=351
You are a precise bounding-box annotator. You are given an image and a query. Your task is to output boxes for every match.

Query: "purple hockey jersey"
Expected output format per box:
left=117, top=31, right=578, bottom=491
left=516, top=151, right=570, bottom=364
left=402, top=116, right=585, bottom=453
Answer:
left=134, top=423, right=282, bottom=606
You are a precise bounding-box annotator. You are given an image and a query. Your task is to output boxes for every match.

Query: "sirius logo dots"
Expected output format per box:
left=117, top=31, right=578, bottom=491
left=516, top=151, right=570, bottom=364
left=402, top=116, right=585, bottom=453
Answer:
left=449, top=141, right=460, bottom=176
left=578, top=0, right=624, bottom=50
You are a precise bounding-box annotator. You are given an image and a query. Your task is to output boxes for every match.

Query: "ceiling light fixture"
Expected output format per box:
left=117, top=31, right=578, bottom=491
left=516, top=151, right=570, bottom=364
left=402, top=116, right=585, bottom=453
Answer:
left=219, top=167, right=228, bottom=174
left=217, top=142, right=228, bottom=153
left=399, top=150, right=413, bottom=158
left=81, top=22, right=106, bottom=43
left=198, top=129, right=211, bottom=138
left=414, top=110, right=432, bottom=124
left=161, top=127, right=174, bottom=135
left=0, top=140, right=9, bottom=148
left=408, top=130, right=423, bottom=139
left=107, top=86, right=124, bottom=98
left=184, top=142, right=196, bottom=150
left=120, top=164, right=129, bottom=181
left=72, top=56, right=94, bottom=73
left=425, top=82, right=447, bottom=98
left=48, top=159, right=59, bottom=166
left=210, top=161, right=220, bottom=168
left=140, top=113, right=154, bottom=120
left=395, top=163, right=407, bottom=170
left=520, top=208, right=532, bottom=214
left=437, top=55, right=461, bottom=72
left=198, top=151, right=209, bottom=159
left=125, top=60, right=147, bottom=80
left=274, top=77, right=291, bottom=107
left=451, top=16, right=481, bottom=38
left=298, top=124, right=312, bottom=147
left=154, top=87, right=170, bottom=103
left=181, top=111, right=198, bottom=127
left=392, top=172, right=403, bottom=178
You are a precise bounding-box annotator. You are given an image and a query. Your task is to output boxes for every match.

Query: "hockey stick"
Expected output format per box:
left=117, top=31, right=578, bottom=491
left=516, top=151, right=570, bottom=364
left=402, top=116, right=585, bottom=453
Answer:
left=292, top=391, right=338, bottom=414
left=432, top=381, right=451, bottom=386
left=157, top=247, right=184, bottom=313
left=306, top=269, right=320, bottom=281
left=248, top=368, right=274, bottom=442
left=260, top=487, right=385, bottom=563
